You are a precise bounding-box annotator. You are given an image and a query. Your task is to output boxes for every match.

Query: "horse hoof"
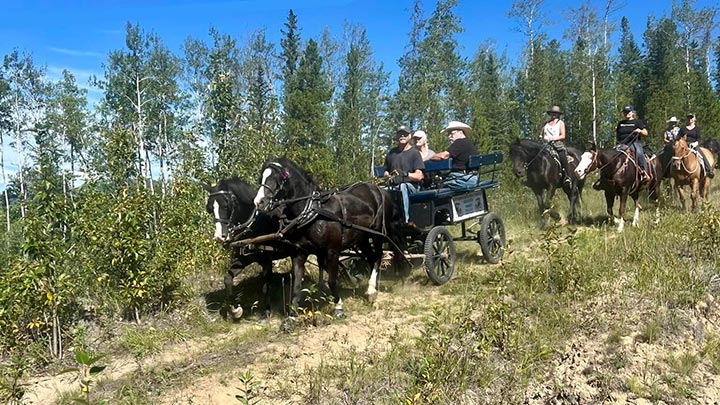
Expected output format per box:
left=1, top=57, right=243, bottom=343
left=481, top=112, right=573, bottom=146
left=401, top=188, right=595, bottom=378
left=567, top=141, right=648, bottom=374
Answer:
left=366, top=291, right=378, bottom=303
left=333, top=309, right=346, bottom=319
left=230, top=305, right=244, bottom=319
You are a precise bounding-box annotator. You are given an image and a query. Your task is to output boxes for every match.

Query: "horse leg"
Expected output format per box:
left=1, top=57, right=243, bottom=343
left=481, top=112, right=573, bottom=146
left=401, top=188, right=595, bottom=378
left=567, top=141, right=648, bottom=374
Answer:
left=534, top=190, right=545, bottom=216
left=363, top=237, right=382, bottom=303
left=604, top=191, right=616, bottom=224
left=326, top=249, right=345, bottom=318
left=676, top=181, right=687, bottom=211
left=289, top=254, right=307, bottom=315
left=631, top=193, right=642, bottom=228
left=691, top=179, right=699, bottom=211
left=703, top=178, right=711, bottom=199
left=617, top=193, right=628, bottom=233
left=226, top=263, right=244, bottom=319
left=260, top=259, right=273, bottom=320
left=567, top=186, right=579, bottom=224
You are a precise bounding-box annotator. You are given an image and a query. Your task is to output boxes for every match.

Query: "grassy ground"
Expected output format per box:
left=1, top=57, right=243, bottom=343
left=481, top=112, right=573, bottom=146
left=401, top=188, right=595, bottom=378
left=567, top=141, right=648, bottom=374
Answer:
left=16, top=174, right=720, bottom=404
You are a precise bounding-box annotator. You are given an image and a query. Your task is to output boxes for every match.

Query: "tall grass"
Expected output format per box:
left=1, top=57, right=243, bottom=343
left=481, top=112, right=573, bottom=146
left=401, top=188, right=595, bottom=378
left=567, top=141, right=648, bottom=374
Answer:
left=298, top=182, right=720, bottom=403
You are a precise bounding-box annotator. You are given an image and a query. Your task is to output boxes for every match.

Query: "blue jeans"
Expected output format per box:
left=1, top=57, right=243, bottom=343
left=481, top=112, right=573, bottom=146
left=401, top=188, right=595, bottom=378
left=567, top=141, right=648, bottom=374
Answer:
left=629, top=141, right=648, bottom=172
left=444, top=172, right=478, bottom=189
left=400, top=182, right=419, bottom=223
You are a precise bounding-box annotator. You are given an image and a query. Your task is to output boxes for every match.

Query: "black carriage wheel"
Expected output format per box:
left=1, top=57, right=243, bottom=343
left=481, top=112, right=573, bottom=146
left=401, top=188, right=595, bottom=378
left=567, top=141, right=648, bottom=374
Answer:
left=478, top=212, right=506, bottom=264
left=423, top=226, right=456, bottom=285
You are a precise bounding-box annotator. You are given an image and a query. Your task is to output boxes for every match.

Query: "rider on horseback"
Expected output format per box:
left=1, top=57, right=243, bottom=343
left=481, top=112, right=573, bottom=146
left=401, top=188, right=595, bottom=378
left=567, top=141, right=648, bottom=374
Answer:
left=616, top=105, right=650, bottom=183
left=678, top=113, right=714, bottom=178
left=541, top=106, right=572, bottom=185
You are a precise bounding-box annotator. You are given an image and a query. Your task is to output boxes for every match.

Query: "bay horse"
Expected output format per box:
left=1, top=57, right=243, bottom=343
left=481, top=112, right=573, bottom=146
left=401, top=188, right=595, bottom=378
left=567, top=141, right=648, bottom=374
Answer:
left=670, top=137, right=715, bottom=211
left=574, top=144, right=662, bottom=232
left=253, top=157, right=401, bottom=318
left=205, top=177, right=292, bottom=319
left=509, top=139, right=586, bottom=224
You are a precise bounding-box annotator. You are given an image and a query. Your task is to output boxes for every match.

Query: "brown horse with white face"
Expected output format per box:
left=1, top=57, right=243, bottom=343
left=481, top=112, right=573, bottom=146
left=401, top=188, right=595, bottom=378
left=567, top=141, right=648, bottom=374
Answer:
left=670, top=137, right=715, bottom=211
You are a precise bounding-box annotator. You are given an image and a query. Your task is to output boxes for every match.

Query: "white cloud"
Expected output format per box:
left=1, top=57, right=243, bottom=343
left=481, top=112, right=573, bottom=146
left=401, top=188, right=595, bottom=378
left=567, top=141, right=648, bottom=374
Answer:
left=49, top=47, right=104, bottom=58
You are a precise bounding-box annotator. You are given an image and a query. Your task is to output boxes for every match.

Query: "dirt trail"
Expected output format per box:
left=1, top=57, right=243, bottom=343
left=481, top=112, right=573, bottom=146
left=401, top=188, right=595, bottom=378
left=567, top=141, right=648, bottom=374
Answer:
left=21, top=269, right=458, bottom=404
left=159, top=282, right=447, bottom=404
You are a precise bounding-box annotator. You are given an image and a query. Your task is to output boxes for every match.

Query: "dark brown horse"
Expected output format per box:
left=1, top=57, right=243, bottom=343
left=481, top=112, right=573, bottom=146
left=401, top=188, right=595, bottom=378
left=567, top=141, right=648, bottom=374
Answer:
left=253, top=157, right=401, bottom=318
left=509, top=139, right=585, bottom=224
left=574, top=144, right=662, bottom=232
left=205, top=177, right=290, bottom=319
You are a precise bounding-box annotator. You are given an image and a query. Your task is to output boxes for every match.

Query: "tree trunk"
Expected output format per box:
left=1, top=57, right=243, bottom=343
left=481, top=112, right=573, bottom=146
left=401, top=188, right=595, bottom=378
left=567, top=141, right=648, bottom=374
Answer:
left=0, top=133, right=9, bottom=232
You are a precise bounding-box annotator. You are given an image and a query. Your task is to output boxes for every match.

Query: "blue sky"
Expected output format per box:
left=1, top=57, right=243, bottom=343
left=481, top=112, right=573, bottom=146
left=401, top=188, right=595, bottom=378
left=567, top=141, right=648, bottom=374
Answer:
left=4, top=0, right=717, bottom=99
left=0, top=0, right=718, bottom=183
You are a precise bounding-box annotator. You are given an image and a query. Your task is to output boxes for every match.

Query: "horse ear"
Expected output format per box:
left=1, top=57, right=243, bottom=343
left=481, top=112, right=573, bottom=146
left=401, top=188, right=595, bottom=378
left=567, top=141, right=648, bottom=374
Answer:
left=200, top=181, right=213, bottom=192
left=586, top=141, right=597, bottom=151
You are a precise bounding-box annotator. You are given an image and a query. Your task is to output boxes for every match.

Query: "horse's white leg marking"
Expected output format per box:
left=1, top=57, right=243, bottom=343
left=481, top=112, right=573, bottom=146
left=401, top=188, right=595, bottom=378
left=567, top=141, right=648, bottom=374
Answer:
left=213, top=200, right=224, bottom=240
left=366, top=265, right=379, bottom=297
left=617, top=217, right=625, bottom=233
left=230, top=305, right=244, bottom=319
left=334, top=297, right=343, bottom=311
left=632, top=206, right=640, bottom=227
left=253, top=168, right=273, bottom=207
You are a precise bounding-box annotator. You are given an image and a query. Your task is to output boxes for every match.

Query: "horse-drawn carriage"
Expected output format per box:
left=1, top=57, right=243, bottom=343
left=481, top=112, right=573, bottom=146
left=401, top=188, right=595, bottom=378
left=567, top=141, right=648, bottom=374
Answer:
left=374, top=152, right=506, bottom=285
left=206, top=152, right=506, bottom=318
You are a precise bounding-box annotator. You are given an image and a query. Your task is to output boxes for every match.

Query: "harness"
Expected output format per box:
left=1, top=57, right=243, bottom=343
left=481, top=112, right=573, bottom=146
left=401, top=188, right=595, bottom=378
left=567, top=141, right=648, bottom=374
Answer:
left=209, top=189, right=260, bottom=240
left=252, top=167, right=407, bottom=257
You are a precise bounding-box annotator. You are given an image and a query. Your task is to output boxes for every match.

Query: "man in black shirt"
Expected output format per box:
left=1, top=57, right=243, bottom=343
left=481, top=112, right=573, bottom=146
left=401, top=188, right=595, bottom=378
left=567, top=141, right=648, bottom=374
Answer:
left=431, top=121, right=479, bottom=189
left=616, top=105, right=649, bottom=182
left=384, top=125, right=424, bottom=223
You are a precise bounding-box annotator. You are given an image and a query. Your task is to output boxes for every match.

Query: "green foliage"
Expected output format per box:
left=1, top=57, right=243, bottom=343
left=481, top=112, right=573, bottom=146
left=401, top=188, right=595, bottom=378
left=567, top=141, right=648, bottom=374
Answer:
left=59, top=349, right=107, bottom=405
left=235, top=370, right=264, bottom=404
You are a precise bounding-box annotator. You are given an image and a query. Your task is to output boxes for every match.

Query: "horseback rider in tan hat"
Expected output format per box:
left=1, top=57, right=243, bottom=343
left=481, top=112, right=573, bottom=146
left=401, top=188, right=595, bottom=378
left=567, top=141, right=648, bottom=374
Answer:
left=541, top=106, right=572, bottom=185
left=664, top=116, right=679, bottom=144
left=431, top=121, right=479, bottom=189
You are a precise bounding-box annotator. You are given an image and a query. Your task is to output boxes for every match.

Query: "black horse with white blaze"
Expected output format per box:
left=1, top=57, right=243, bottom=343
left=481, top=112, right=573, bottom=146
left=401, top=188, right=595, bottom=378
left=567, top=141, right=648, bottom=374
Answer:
left=205, top=177, right=292, bottom=319
left=509, top=139, right=586, bottom=224
left=254, top=157, right=401, bottom=318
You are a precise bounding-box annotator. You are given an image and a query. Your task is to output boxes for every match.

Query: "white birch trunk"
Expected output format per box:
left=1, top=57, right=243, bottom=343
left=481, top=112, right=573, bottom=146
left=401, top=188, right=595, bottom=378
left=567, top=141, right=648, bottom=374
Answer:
left=0, top=134, right=9, bottom=232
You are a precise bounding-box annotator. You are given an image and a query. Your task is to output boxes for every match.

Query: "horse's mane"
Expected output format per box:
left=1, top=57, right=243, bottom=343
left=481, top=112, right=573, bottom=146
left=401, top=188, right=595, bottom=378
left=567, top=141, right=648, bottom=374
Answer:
left=273, top=156, right=318, bottom=188
left=216, top=176, right=256, bottom=206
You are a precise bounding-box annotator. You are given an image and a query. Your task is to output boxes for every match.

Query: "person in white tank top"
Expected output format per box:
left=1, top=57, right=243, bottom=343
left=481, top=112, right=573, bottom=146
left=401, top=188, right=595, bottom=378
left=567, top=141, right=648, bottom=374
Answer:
left=541, top=106, right=572, bottom=184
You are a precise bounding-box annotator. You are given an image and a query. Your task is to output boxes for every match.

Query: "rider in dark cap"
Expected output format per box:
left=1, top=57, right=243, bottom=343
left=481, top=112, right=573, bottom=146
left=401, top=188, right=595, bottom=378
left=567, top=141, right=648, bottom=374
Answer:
left=616, top=105, right=650, bottom=183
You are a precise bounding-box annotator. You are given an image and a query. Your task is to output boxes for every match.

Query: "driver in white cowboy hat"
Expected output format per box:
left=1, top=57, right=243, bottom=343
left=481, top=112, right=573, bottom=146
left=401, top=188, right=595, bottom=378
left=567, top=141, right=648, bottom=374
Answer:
left=664, top=116, right=679, bottom=144
left=431, top=121, right=479, bottom=189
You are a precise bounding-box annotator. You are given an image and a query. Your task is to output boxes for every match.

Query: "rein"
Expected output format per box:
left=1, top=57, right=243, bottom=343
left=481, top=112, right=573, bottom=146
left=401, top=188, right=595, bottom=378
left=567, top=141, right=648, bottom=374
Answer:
left=672, top=148, right=700, bottom=174
left=523, top=142, right=550, bottom=169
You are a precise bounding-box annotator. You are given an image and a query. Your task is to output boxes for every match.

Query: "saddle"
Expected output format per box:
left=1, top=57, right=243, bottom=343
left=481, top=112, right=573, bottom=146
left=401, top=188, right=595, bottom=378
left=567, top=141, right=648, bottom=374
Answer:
left=613, top=144, right=654, bottom=187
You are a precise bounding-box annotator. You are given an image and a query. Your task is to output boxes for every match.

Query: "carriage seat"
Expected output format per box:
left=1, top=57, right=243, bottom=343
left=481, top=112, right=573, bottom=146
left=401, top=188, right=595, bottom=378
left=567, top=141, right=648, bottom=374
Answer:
left=408, top=152, right=504, bottom=202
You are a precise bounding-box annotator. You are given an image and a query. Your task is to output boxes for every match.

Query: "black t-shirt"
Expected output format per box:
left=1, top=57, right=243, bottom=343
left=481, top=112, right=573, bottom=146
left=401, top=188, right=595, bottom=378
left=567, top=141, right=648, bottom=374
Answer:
left=616, top=119, right=645, bottom=144
left=447, top=138, right=479, bottom=171
left=678, top=126, right=701, bottom=143
left=384, top=147, right=424, bottom=178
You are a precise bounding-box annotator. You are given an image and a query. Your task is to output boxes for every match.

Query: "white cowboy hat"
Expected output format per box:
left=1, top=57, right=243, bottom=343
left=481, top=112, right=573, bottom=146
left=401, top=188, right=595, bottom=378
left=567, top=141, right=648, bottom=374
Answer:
left=412, top=130, right=428, bottom=142
left=667, top=116, right=678, bottom=123
left=442, top=121, right=472, bottom=136
left=547, top=106, right=563, bottom=115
